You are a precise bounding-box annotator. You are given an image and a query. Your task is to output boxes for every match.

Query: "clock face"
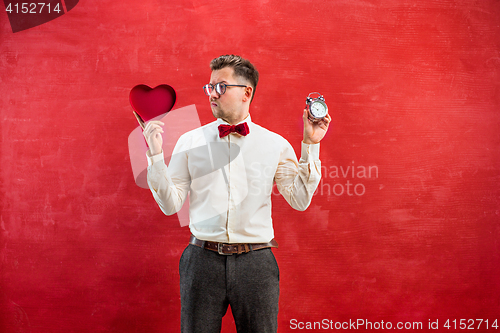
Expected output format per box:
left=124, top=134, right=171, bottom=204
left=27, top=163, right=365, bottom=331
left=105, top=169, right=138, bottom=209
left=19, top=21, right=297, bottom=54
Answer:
left=310, top=101, right=328, bottom=118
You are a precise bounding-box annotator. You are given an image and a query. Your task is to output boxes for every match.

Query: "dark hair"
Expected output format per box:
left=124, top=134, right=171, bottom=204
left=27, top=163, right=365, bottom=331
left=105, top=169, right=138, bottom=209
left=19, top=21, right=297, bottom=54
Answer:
left=210, top=55, right=259, bottom=101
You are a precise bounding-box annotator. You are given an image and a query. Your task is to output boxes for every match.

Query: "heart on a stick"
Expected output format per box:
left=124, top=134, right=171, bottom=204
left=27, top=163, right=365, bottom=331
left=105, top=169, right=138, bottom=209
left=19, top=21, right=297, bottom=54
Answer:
left=129, top=84, right=177, bottom=122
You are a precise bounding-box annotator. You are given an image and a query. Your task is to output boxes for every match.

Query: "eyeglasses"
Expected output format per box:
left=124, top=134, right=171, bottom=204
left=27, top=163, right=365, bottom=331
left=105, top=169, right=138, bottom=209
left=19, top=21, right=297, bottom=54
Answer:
left=203, top=82, right=247, bottom=96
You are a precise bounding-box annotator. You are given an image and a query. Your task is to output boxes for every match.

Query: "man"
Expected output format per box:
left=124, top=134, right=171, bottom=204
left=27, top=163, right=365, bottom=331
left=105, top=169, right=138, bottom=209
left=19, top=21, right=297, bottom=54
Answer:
left=143, top=55, right=331, bottom=333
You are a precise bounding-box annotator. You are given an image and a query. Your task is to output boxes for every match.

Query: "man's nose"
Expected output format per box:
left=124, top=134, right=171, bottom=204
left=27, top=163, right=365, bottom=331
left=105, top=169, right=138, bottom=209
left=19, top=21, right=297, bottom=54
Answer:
left=209, top=88, right=219, bottom=99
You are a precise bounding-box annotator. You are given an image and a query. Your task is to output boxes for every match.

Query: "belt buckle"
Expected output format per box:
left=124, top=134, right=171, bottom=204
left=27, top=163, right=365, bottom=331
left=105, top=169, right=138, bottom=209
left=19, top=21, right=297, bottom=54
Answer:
left=217, top=242, right=231, bottom=255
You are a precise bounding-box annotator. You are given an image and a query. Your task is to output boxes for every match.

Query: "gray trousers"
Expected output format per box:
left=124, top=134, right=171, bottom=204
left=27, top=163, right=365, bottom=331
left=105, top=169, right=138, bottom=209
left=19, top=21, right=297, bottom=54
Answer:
left=179, top=244, right=280, bottom=333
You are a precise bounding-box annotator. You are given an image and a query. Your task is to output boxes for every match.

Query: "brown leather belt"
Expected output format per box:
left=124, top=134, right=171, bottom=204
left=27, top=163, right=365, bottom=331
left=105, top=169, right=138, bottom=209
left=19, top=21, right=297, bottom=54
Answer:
left=189, top=235, right=278, bottom=255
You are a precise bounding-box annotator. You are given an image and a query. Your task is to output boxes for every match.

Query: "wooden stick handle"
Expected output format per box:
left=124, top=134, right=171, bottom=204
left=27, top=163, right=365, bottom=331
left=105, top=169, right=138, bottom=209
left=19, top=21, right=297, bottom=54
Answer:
left=133, top=111, right=145, bottom=130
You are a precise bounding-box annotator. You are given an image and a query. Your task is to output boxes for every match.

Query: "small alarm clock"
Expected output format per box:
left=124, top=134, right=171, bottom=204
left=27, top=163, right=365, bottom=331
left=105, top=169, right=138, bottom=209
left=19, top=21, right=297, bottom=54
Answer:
left=305, top=92, right=328, bottom=121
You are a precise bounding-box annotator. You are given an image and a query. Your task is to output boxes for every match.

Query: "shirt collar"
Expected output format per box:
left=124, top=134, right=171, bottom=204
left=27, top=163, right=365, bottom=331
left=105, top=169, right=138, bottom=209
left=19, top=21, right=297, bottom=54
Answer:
left=216, top=114, right=252, bottom=127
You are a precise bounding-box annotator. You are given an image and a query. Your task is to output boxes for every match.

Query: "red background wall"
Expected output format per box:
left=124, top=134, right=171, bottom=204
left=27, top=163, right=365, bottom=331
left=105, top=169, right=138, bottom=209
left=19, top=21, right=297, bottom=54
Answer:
left=1, top=0, right=499, bottom=332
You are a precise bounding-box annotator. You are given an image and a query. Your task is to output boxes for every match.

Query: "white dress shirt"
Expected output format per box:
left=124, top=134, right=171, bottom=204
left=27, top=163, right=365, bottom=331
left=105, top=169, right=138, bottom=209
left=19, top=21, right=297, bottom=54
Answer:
left=146, top=114, right=321, bottom=243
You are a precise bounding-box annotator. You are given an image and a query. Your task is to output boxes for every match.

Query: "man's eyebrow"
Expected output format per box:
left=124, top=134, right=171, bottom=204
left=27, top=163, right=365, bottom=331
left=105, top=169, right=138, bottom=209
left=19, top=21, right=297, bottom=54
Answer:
left=210, top=80, right=228, bottom=84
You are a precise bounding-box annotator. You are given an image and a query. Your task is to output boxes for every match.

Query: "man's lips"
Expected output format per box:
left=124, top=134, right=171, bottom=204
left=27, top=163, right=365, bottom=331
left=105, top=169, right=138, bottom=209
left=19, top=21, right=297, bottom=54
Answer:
left=211, top=102, right=218, bottom=107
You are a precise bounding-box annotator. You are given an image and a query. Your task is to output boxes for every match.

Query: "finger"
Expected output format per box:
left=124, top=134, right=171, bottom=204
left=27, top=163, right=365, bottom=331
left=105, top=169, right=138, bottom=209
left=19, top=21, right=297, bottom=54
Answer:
left=318, top=114, right=331, bottom=126
left=149, top=128, right=164, bottom=139
left=303, top=109, right=311, bottom=124
left=144, top=121, right=164, bottom=132
left=144, top=122, right=164, bottom=134
left=143, top=126, right=164, bottom=142
left=147, top=120, right=164, bottom=125
left=143, top=121, right=153, bottom=133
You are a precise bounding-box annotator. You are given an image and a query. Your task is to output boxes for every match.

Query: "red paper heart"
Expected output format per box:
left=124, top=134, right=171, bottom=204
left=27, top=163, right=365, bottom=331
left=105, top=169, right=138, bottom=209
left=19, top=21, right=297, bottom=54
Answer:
left=129, top=84, right=177, bottom=122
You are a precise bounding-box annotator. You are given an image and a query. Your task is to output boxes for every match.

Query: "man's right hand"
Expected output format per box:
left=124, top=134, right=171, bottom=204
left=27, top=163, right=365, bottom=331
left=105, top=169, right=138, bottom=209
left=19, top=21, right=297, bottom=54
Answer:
left=143, top=120, right=164, bottom=156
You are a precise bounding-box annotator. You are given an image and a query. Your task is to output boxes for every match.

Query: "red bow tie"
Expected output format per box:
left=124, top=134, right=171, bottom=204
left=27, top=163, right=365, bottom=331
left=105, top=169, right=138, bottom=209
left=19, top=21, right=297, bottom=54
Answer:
left=218, top=122, right=250, bottom=138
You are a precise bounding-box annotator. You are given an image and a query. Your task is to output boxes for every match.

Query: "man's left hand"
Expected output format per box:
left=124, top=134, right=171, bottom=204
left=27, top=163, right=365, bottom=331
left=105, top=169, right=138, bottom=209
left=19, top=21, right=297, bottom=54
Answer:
left=302, top=108, right=331, bottom=144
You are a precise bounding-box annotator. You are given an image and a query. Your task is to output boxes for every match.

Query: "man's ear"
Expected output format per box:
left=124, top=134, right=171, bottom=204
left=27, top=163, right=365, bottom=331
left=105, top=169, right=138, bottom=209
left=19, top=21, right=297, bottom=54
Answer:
left=243, top=86, right=253, bottom=102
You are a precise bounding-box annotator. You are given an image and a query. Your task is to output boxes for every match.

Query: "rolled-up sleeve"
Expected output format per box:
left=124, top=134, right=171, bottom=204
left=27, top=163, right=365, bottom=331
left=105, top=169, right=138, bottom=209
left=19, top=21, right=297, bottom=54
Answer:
left=274, top=141, right=321, bottom=211
left=146, top=138, right=191, bottom=216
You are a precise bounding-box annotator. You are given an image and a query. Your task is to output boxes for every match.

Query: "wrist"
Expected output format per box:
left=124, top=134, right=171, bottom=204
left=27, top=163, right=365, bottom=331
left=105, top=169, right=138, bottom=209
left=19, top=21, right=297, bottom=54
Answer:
left=303, top=138, right=318, bottom=145
left=149, top=148, right=162, bottom=156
